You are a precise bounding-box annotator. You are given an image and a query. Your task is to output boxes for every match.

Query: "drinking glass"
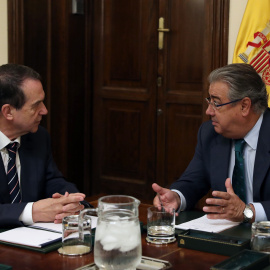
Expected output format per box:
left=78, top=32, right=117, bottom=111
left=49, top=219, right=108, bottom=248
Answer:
left=251, top=221, right=270, bottom=253
left=146, top=206, right=176, bottom=244
left=59, top=214, right=92, bottom=256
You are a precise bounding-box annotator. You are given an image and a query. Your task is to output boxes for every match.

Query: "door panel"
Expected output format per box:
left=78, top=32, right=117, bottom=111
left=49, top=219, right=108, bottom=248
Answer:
left=102, top=100, right=149, bottom=180
left=167, top=0, right=205, bottom=89
left=156, top=0, right=205, bottom=188
left=166, top=104, right=202, bottom=182
left=92, top=0, right=158, bottom=198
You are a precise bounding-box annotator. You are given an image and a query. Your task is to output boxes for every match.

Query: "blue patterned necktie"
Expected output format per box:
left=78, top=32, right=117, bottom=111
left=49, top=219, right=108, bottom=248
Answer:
left=232, top=139, right=246, bottom=203
left=6, top=142, right=21, bottom=203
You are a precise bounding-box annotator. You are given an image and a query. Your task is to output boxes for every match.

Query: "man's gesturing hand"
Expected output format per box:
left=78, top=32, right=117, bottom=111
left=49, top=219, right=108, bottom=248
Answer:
left=203, top=178, right=248, bottom=222
left=152, top=183, right=181, bottom=214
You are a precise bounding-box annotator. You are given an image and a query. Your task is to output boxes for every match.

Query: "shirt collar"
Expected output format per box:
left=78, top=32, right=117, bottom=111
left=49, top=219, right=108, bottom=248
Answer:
left=244, top=113, right=263, bottom=150
left=0, top=131, right=21, bottom=151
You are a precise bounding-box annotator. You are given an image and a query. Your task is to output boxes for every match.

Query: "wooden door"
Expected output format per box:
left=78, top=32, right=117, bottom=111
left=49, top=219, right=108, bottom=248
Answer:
left=91, top=0, right=229, bottom=200
left=92, top=0, right=158, bottom=199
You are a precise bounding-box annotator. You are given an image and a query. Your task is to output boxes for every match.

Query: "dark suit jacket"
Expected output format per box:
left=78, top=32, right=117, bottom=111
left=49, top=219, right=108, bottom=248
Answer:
left=0, top=126, right=85, bottom=227
left=170, top=108, right=270, bottom=220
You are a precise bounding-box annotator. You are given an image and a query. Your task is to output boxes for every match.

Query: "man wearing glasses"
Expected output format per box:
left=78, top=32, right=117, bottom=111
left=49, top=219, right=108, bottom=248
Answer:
left=153, top=63, right=269, bottom=223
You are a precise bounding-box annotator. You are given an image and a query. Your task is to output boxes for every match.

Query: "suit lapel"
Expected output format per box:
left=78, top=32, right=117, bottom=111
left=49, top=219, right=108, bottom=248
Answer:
left=19, top=135, right=37, bottom=202
left=210, top=135, right=232, bottom=191
left=253, top=109, right=270, bottom=201
left=0, top=155, right=11, bottom=203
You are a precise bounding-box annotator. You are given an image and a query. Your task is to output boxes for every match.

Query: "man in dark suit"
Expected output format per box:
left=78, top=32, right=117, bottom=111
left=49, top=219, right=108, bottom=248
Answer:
left=0, top=63, right=89, bottom=227
left=153, top=63, right=270, bottom=223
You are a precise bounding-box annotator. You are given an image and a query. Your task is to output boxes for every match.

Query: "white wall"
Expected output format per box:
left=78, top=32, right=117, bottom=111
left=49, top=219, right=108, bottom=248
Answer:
left=0, top=1, right=247, bottom=66
left=0, top=0, right=8, bottom=65
left=228, top=0, right=248, bottom=63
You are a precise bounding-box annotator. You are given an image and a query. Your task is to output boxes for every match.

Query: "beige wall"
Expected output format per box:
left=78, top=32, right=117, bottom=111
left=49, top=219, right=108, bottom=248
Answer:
left=228, top=0, right=248, bottom=63
left=0, top=0, right=7, bottom=65
left=0, top=1, right=247, bottom=66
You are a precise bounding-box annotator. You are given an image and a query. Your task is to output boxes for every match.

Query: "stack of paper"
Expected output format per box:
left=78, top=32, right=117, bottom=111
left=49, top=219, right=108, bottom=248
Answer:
left=175, top=215, right=240, bottom=233
left=0, top=227, right=61, bottom=248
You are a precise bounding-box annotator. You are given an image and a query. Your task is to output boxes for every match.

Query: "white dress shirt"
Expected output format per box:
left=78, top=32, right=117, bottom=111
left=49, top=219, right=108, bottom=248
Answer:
left=228, top=114, right=266, bottom=221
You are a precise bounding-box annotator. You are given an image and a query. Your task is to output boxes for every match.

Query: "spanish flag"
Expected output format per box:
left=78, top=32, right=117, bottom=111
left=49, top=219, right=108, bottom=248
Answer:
left=232, top=0, right=270, bottom=105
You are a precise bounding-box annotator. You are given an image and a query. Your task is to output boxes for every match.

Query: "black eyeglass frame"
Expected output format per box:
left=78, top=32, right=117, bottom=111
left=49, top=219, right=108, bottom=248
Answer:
left=205, top=97, right=242, bottom=110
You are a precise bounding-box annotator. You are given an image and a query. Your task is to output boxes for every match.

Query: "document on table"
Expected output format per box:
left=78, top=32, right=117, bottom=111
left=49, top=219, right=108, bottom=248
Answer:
left=0, top=227, right=61, bottom=248
left=175, top=215, right=240, bottom=233
left=0, top=216, right=98, bottom=249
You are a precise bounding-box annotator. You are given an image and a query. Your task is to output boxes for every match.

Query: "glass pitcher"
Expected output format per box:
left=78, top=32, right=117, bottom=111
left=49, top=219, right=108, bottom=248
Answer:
left=79, top=195, right=142, bottom=270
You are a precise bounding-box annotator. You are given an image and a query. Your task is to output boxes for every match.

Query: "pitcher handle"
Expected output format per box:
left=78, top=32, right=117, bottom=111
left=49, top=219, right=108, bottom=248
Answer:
left=78, top=208, right=98, bottom=242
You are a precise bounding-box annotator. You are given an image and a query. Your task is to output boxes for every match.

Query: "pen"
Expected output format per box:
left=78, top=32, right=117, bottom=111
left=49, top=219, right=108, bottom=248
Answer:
left=157, top=193, right=164, bottom=211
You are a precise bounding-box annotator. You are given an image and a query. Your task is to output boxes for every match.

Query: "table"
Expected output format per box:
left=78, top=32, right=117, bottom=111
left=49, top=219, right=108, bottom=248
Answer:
left=0, top=200, right=251, bottom=270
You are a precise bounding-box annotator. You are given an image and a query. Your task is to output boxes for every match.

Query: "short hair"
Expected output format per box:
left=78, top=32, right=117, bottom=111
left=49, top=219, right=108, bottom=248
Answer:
left=0, top=63, right=42, bottom=110
left=208, top=63, right=268, bottom=114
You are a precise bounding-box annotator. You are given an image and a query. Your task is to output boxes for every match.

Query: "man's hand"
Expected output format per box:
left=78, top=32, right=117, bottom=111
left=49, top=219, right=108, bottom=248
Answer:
left=32, top=194, right=85, bottom=223
left=52, top=192, right=86, bottom=199
left=152, top=183, right=181, bottom=214
left=203, top=178, right=251, bottom=222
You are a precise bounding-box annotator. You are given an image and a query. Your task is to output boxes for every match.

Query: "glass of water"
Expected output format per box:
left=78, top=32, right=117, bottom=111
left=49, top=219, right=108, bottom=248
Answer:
left=59, top=214, right=92, bottom=256
left=146, top=206, right=176, bottom=244
left=251, top=221, right=270, bottom=253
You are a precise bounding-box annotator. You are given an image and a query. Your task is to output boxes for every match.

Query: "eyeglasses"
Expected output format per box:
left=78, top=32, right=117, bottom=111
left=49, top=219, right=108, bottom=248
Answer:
left=205, top=97, right=242, bottom=110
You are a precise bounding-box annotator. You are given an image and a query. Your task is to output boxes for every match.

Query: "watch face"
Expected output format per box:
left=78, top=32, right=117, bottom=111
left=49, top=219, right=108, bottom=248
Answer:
left=244, top=207, right=253, bottom=218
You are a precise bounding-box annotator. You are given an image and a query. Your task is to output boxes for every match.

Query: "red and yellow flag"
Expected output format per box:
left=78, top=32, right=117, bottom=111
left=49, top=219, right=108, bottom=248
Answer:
left=232, top=0, right=270, bottom=105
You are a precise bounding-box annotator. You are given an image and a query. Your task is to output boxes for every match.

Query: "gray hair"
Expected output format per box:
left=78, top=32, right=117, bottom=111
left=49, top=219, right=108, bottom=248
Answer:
left=208, top=63, right=268, bottom=114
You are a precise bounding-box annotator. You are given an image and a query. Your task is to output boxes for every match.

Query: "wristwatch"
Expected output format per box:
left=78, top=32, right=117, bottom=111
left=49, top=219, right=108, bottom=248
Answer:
left=243, top=204, right=254, bottom=223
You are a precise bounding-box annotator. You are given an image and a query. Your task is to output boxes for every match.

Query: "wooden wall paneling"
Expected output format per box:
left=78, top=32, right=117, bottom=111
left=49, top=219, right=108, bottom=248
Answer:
left=157, top=0, right=205, bottom=189
left=66, top=2, right=88, bottom=192
left=23, top=0, right=50, bottom=130
left=8, top=0, right=89, bottom=193
left=202, top=0, right=229, bottom=120
left=8, top=0, right=24, bottom=64
left=92, top=0, right=103, bottom=196
left=48, top=0, right=88, bottom=191
left=83, top=0, right=94, bottom=194
left=211, top=0, right=230, bottom=68
left=8, top=0, right=52, bottom=138
left=49, top=1, right=69, bottom=177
